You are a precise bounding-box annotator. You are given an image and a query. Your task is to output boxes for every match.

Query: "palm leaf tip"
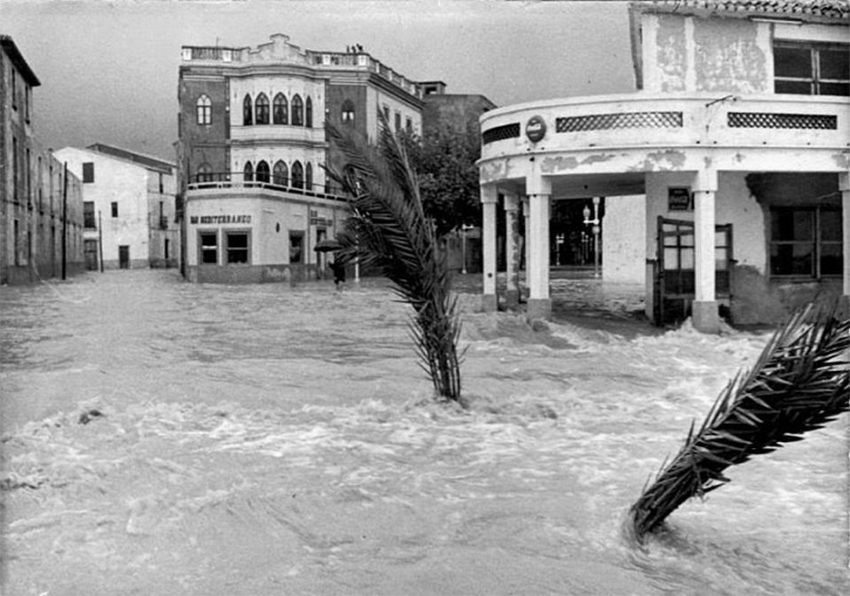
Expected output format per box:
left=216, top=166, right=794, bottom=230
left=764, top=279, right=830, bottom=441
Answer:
left=325, top=117, right=464, bottom=403
left=629, top=299, right=850, bottom=540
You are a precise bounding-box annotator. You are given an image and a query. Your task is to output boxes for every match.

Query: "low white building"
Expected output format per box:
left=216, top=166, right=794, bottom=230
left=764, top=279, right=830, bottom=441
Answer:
left=53, top=144, right=178, bottom=270
left=478, top=0, right=849, bottom=332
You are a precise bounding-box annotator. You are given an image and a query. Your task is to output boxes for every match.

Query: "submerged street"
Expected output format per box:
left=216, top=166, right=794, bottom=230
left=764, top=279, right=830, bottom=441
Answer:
left=1, top=270, right=847, bottom=595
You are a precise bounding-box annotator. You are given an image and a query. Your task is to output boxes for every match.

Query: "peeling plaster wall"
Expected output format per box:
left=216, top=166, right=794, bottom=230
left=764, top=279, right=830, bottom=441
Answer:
left=601, top=194, right=645, bottom=284
left=643, top=13, right=769, bottom=94
left=694, top=18, right=768, bottom=94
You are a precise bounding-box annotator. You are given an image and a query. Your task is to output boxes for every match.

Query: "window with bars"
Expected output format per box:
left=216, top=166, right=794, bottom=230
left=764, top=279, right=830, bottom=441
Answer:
left=774, top=42, right=849, bottom=96
left=769, top=206, right=842, bottom=278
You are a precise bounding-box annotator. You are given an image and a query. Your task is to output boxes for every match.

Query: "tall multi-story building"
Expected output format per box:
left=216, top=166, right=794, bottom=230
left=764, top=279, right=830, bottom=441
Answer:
left=420, top=80, right=496, bottom=137
left=1, top=35, right=85, bottom=285
left=177, top=33, right=425, bottom=283
left=478, top=0, right=849, bottom=331
left=53, top=144, right=179, bottom=271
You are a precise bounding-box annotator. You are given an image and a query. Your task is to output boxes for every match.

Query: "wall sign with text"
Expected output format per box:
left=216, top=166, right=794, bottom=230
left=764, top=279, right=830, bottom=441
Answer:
left=190, top=215, right=252, bottom=225
left=668, top=187, right=693, bottom=211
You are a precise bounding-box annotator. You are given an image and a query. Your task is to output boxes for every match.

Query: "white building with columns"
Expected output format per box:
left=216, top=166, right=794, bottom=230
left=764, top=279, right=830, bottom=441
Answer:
left=478, top=0, right=849, bottom=332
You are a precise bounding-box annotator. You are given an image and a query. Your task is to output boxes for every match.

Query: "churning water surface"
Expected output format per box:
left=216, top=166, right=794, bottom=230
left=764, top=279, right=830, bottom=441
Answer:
left=1, top=270, right=847, bottom=595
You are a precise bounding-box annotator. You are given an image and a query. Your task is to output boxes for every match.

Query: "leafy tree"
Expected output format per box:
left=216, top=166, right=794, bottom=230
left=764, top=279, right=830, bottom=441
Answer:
left=402, top=123, right=481, bottom=238
left=324, top=115, right=464, bottom=404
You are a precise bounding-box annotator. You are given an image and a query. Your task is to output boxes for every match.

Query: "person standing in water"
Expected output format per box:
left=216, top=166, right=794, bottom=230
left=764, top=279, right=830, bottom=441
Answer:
left=330, top=259, right=346, bottom=290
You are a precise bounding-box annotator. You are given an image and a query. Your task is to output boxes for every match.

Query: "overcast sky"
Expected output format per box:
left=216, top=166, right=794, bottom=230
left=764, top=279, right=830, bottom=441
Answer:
left=2, top=0, right=636, bottom=161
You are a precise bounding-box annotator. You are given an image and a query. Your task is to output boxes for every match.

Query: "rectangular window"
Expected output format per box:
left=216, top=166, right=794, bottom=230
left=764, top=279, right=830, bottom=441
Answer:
left=199, top=231, right=218, bottom=264
left=395, top=112, right=401, bottom=131
left=769, top=206, right=842, bottom=278
left=12, top=137, right=18, bottom=202
left=111, top=202, right=118, bottom=217
left=406, top=117, right=413, bottom=133
left=289, top=232, right=304, bottom=264
left=226, top=231, right=250, bottom=264
left=83, top=162, right=95, bottom=183
left=84, top=201, right=96, bottom=228
left=774, top=42, right=850, bottom=96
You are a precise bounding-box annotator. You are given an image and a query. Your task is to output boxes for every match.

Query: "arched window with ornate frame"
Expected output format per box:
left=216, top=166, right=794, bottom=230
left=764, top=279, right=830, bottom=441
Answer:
left=196, top=163, right=213, bottom=183
left=255, top=93, right=270, bottom=125
left=243, top=161, right=254, bottom=183
left=305, top=96, right=313, bottom=128
left=256, top=160, right=270, bottom=183
left=273, top=160, right=289, bottom=187
left=273, top=93, right=288, bottom=125
left=196, top=95, right=212, bottom=125
left=291, top=161, right=304, bottom=189
left=305, top=162, right=313, bottom=191
left=292, top=94, right=304, bottom=126
left=243, top=94, right=253, bottom=126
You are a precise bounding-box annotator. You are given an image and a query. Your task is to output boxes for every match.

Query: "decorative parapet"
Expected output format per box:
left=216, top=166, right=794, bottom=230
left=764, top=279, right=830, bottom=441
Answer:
left=181, top=35, right=423, bottom=99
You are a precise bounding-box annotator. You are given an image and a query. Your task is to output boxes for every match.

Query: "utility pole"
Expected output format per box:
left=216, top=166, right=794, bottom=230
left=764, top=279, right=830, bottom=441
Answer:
left=62, top=162, right=68, bottom=280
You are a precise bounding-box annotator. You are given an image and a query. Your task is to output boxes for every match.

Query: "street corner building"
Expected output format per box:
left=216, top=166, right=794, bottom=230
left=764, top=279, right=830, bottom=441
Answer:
left=53, top=144, right=179, bottom=272
left=176, top=34, right=425, bottom=284
left=478, top=0, right=849, bottom=332
left=1, top=35, right=86, bottom=285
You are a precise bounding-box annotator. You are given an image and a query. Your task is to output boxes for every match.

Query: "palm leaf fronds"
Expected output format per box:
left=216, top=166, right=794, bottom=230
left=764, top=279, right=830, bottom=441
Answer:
left=324, top=113, right=464, bottom=403
left=629, top=299, right=850, bottom=540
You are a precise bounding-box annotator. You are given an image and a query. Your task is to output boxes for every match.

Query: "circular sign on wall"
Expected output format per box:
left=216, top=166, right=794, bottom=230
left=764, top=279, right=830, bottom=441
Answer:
left=525, top=116, right=547, bottom=143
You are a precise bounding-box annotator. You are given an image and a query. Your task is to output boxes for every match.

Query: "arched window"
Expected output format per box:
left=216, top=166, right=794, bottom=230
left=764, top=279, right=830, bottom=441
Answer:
left=243, top=94, right=253, bottom=126
left=341, top=99, right=355, bottom=126
left=243, top=161, right=254, bottom=183
left=196, top=163, right=213, bottom=183
left=256, top=160, right=270, bottom=183
left=292, top=94, right=304, bottom=126
left=255, top=93, right=269, bottom=125
left=273, top=93, right=288, bottom=125
left=305, top=96, right=313, bottom=128
left=291, top=161, right=304, bottom=189
left=305, top=162, right=313, bottom=191
left=196, top=95, right=211, bottom=125
left=273, top=160, right=288, bottom=187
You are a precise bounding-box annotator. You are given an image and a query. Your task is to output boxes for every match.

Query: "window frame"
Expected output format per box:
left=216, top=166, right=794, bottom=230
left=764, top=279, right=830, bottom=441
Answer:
left=341, top=99, right=355, bottom=125
left=768, top=205, right=843, bottom=280
left=83, top=162, right=95, bottom=183
left=289, top=231, right=304, bottom=264
left=291, top=161, right=304, bottom=189
left=273, top=160, right=289, bottom=187
left=111, top=201, right=118, bottom=218
left=305, top=96, right=313, bottom=128
left=255, top=93, right=270, bottom=125
left=256, top=160, right=270, bottom=183
left=199, top=230, right=219, bottom=265
left=196, top=94, right=212, bottom=125
left=292, top=94, right=304, bottom=126
left=774, top=41, right=850, bottom=96
left=243, top=93, right=253, bottom=125
left=225, top=230, right=251, bottom=265
left=273, top=93, right=288, bottom=125
left=243, top=161, right=254, bottom=183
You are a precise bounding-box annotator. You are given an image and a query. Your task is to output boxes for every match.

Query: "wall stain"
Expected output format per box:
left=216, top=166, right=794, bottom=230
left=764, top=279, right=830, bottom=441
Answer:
left=540, top=153, right=615, bottom=174
left=628, top=149, right=687, bottom=172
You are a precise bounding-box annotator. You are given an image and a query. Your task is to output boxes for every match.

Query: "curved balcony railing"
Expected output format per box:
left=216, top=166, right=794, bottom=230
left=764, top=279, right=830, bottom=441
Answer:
left=480, top=93, right=850, bottom=159
left=185, top=172, right=350, bottom=204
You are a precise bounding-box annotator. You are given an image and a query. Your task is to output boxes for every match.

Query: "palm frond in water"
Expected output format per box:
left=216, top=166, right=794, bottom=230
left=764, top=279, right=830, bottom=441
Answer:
left=324, top=113, right=463, bottom=403
left=629, top=299, right=850, bottom=540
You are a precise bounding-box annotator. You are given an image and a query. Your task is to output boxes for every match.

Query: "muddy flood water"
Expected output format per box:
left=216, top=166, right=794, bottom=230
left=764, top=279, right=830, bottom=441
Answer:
left=1, top=269, right=847, bottom=595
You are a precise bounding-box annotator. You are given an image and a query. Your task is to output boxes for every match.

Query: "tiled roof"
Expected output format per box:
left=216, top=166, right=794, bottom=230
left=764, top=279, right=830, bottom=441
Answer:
left=634, top=0, right=850, bottom=20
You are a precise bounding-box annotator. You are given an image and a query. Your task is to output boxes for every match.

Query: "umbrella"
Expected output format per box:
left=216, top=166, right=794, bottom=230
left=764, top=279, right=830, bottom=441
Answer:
left=314, top=238, right=343, bottom=252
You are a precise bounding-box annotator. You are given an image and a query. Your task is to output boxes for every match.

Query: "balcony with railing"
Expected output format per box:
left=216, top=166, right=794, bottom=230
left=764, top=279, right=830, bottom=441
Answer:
left=480, top=93, right=850, bottom=168
left=185, top=171, right=350, bottom=204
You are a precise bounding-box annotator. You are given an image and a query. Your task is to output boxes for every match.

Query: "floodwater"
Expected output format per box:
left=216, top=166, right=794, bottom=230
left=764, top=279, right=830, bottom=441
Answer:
left=1, top=269, right=847, bottom=596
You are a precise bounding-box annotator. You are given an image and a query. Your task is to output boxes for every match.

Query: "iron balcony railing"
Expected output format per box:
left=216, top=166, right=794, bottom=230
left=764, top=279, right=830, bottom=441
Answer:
left=186, top=172, right=351, bottom=203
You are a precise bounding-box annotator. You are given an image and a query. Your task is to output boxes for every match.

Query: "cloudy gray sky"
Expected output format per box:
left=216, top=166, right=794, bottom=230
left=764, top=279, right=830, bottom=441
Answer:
left=2, top=0, right=635, bottom=161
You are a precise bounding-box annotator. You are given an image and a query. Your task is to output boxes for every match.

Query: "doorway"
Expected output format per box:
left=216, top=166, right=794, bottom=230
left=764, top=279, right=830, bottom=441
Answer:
left=654, top=217, right=732, bottom=326
left=119, top=245, right=130, bottom=269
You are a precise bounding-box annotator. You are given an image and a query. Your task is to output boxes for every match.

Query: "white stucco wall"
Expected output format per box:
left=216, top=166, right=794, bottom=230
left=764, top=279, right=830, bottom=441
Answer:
left=366, top=87, right=422, bottom=141
left=54, top=147, right=151, bottom=267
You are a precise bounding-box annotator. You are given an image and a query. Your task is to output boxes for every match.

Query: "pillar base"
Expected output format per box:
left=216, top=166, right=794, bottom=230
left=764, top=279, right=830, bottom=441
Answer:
left=526, top=298, right=552, bottom=321
left=482, top=293, right=498, bottom=313
left=692, top=300, right=721, bottom=334
left=504, top=289, right=520, bottom=309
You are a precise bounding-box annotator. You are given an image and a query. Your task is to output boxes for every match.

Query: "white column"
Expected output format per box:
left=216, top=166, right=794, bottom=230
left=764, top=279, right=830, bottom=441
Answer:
left=526, top=173, right=552, bottom=320
left=504, top=193, right=521, bottom=308
left=692, top=169, right=720, bottom=333
left=522, top=196, right=531, bottom=298
left=840, top=173, right=850, bottom=298
left=481, top=185, right=498, bottom=312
